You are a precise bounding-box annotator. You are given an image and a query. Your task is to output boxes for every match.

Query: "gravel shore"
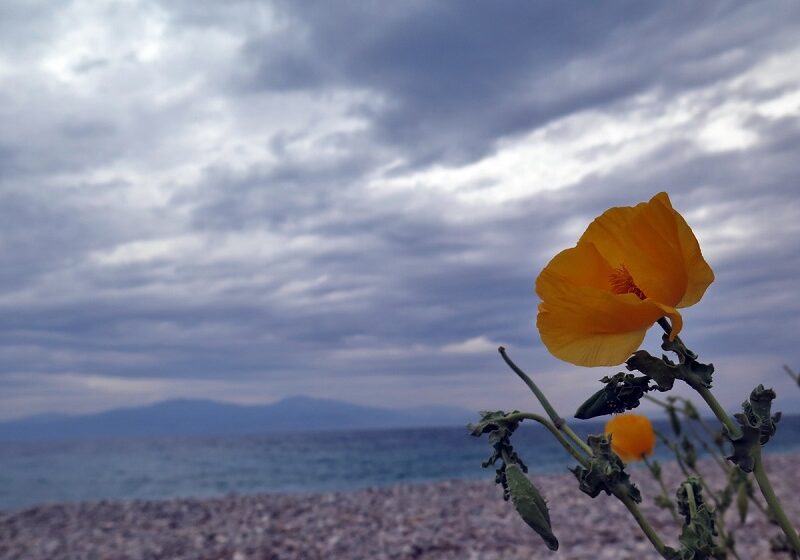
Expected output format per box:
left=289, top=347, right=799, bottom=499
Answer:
left=1, top=454, right=798, bottom=560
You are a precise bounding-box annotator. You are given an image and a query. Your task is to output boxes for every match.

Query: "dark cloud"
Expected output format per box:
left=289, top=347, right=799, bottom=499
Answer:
left=236, top=1, right=800, bottom=165
left=0, top=0, right=799, bottom=418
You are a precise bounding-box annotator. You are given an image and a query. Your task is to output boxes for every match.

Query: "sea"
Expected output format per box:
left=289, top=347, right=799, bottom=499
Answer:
left=2, top=416, right=800, bottom=512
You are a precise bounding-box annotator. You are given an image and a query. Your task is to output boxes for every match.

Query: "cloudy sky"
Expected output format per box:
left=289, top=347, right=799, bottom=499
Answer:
left=1, top=1, right=800, bottom=422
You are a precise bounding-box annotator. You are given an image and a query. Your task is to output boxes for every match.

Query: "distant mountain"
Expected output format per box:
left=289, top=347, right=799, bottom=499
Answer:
left=0, top=397, right=473, bottom=441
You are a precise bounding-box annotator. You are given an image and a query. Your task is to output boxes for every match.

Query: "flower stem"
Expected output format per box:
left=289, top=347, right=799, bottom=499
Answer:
left=617, top=492, right=672, bottom=559
left=642, top=454, right=680, bottom=523
left=691, top=466, right=720, bottom=506
left=656, top=318, right=799, bottom=551
left=687, top=381, right=742, bottom=440
left=498, top=347, right=593, bottom=456
left=655, top=318, right=742, bottom=440
left=783, top=364, right=799, bottom=385
left=752, top=447, right=800, bottom=554
left=502, top=411, right=590, bottom=467
left=643, top=394, right=671, bottom=408
left=647, top=396, right=771, bottom=518
left=684, top=481, right=698, bottom=518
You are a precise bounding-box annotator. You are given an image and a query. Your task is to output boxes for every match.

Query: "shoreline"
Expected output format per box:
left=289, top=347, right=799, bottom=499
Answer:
left=2, top=454, right=798, bottom=559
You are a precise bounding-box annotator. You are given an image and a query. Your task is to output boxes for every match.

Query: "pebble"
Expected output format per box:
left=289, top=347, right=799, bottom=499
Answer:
left=0, top=455, right=797, bottom=559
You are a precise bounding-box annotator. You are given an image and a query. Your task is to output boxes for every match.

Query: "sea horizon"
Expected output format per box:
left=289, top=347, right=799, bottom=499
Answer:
left=3, top=415, right=800, bottom=513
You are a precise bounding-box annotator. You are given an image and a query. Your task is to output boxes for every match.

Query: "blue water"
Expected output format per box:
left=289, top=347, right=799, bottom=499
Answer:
left=2, top=417, right=800, bottom=512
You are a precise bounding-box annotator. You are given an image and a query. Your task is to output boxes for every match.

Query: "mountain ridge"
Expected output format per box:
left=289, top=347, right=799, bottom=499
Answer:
left=0, top=397, right=473, bottom=441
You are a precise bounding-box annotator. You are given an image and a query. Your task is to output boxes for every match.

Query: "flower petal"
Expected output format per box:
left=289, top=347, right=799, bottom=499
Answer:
left=535, top=193, right=711, bottom=366
left=536, top=287, right=683, bottom=366
left=535, top=242, right=618, bottom=298
left=578, top=192, right=713, bottom=309
left=657, top=194, right=715, bottom=308
left=647, top=300, right=683, bottom=341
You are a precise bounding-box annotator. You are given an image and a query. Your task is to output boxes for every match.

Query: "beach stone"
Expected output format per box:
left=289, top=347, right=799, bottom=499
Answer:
left=0, top=454, right=797, bottom=559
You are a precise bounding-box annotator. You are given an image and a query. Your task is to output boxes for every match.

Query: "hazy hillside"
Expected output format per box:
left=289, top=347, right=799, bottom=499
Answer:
left=0, top=396, right=473, bottom=441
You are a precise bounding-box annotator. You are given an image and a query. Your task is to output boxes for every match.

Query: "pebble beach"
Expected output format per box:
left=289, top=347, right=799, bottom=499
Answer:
left=1, top=454, right=798, bottom=560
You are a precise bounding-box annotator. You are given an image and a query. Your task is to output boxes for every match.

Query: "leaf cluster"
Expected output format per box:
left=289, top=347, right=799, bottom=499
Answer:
left=575, top=334, right=715, bottom=419
left=570, top=434, right=641, bottom=503
left=728, top=385, right=782, bottom=472
left=469, top=411, right=559, bottom=551
left=675, top=479, right=724, bottom=560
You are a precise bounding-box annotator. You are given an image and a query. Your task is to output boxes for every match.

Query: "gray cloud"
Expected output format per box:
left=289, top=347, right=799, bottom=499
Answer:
left=0, top=1, right=799, bottom=420
left=234, top=1, right=800, bottom=165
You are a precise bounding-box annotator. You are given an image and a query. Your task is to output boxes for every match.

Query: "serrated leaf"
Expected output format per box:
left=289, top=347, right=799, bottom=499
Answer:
left=571, top=435, right=642, bottom=503
left=676, top=479, right=723, bottom=560
left=626, top=350, right=678, bottom=391
left=468, top=410, right=520, bottom=437
left=727, top=385, right=781, bottom=472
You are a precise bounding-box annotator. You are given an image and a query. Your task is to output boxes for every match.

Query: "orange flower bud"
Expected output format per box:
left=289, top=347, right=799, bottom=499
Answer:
left=605, top=413, right=656, bottom=462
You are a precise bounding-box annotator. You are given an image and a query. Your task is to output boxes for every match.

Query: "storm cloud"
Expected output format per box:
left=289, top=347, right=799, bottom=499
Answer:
left=1, top=0, right=799, bottom=420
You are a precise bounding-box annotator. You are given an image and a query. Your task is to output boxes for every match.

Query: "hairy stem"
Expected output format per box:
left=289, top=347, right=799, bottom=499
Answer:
left=684, top=481, right=698, bottom=518
left=655, top=318, right=742, bottom=440
left=618, top=492, right=672, bottom=559
left=643, top=393, right=671, bottom=408
left=752, top=448, right=800, bottom=554
left=689, top=382, right=742, bottom=440
left=502, top=411, right=590, bottom=467
left=499, top=347, right=593, bottom=456
left=642, top=454, right=680, bottom=523
left=783, top=364, right=799, bottom=384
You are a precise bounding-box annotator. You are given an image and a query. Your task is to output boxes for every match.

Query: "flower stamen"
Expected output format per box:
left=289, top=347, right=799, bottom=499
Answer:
left=609, top=265, right=647, bottom=300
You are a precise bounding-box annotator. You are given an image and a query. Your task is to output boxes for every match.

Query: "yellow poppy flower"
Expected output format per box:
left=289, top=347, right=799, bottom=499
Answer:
left=536, top=192, right=714, bottom=366
left=605, top=413, right=656, bottom=462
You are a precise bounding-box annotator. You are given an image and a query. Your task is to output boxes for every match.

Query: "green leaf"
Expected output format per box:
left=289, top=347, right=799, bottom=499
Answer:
left=626, top=350, right=678, bottom=391
left=570, top=435, right=641, bottom=503
left=676, top=478, right=724, bottom=560
left=728, top=385, right=781, bottom=472
left=625, top=335, right=715, bottom=393
left=468, top=410, right=520, bottom=437
left=661, top=336, right=715, bottom=387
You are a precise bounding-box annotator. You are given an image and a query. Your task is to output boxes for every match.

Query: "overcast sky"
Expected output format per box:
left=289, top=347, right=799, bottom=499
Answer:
left=1, top=1, right=799, bottom=422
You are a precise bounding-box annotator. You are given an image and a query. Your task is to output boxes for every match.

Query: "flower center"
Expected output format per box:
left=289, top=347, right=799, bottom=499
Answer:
left=609, top=265, right=647, bottom=300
